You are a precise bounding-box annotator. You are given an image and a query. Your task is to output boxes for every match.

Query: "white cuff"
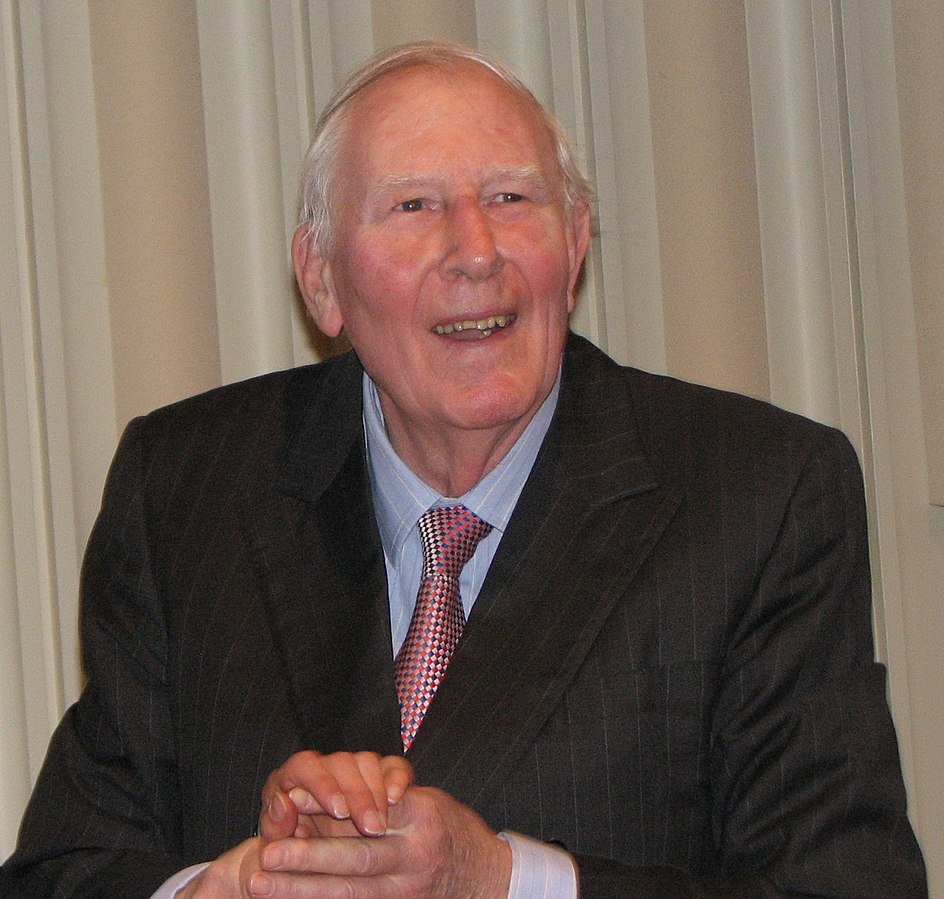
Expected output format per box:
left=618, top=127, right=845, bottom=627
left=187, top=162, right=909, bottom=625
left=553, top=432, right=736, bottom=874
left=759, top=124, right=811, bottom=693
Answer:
left=150, top=862, right=209, bottom=898
left=498, top=831, right=578, bottom=899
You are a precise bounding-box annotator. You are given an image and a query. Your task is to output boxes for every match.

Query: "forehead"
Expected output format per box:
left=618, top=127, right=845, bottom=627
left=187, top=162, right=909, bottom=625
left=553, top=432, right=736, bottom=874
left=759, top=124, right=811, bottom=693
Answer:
left=342, top=62, right=557, bottom=175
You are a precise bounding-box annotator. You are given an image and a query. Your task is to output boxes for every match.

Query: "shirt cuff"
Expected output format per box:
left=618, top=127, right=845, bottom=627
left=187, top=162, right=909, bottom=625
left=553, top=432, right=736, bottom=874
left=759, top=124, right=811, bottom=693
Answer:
left=498, top=831, right=578, bottom=899
left=150, top=862, right=209, bottom=897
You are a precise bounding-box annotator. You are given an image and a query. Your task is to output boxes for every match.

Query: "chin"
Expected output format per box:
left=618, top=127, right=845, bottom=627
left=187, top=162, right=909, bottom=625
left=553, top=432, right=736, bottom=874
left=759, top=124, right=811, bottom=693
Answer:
left=453, top=387, right=543, bottom=434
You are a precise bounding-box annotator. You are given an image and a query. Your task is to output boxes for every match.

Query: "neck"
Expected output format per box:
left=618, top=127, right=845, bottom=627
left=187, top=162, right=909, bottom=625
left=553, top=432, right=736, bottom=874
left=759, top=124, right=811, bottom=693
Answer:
left=384, top=416, right=531, bottom=497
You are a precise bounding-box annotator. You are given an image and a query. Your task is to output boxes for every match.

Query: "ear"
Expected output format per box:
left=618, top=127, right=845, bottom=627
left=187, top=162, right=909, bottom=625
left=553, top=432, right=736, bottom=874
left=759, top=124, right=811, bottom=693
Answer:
left=565, top=202, right=592, bottom=313
left=292, top=224, right=344, bottom=337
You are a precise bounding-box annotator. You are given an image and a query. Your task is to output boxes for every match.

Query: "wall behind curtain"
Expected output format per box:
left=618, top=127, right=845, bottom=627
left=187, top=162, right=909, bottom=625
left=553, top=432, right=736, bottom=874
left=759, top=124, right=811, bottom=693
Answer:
left=1, top=0, right=941, bottom=890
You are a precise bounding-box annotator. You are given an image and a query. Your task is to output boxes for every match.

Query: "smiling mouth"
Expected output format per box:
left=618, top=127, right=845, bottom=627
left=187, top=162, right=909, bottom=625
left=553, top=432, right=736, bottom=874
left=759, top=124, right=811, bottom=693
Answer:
left=433, top=313, right=517, bottom=339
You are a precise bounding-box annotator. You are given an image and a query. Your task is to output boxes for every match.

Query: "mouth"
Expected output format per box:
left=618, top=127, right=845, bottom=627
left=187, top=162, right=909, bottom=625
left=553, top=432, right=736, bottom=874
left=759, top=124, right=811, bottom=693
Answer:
left=433, top=313, right=517, bottom=339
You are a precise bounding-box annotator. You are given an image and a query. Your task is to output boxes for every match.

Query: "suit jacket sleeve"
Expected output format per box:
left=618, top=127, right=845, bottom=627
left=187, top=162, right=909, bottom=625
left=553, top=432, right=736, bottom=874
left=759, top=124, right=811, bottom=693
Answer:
left=571, top=426, right=926, bottom=896
left=1, top=418, right=191, bottom=897
left=0, top=356, right=385, bottom=898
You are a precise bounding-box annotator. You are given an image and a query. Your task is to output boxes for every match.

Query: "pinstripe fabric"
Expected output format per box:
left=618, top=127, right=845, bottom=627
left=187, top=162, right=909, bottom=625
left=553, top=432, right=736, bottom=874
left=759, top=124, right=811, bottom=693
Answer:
left=0, top=334, right=926, bottom=898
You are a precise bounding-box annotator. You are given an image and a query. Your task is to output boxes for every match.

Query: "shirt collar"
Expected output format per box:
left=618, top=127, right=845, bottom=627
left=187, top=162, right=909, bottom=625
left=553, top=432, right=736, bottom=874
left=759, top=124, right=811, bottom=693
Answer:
left=364, top=373, right=560, bottom=566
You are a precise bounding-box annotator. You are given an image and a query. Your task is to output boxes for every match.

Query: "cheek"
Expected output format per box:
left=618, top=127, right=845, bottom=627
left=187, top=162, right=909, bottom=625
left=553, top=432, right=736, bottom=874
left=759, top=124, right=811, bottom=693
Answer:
left=508, top=223, right=573, bottom=293
left=335, top=263, right=406, bottom=329
left=347, top=242, right=430, bottom=314
left=528, top=249, right=576, bottom=318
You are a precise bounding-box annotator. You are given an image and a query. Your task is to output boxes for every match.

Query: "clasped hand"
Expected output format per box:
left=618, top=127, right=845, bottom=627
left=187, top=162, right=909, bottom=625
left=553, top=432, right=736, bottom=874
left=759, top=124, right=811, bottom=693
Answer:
left=179, top=750, right=511, bottom=898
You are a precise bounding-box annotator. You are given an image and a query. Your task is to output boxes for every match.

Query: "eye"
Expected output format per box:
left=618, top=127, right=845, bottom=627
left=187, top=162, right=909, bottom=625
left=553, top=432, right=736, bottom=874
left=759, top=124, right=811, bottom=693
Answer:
left=395, top=198, right=426, bottom=212
left=494, top=192, right=525, bottom=204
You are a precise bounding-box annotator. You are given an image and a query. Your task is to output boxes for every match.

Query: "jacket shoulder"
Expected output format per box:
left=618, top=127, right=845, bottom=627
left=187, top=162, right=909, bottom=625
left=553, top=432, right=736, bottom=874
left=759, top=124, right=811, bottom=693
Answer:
left=141, top=352, right=351, bottom=431
left=564, top=332, right=859, bottom=478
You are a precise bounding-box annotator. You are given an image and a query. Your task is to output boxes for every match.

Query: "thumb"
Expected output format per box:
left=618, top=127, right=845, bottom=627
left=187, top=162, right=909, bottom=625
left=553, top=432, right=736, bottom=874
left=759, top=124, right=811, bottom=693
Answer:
left=258, top=789, right=298, bottom=842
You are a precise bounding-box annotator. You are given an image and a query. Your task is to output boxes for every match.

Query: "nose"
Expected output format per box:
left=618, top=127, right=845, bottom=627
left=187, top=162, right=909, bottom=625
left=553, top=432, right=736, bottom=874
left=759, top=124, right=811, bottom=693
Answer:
left=440, top=200, right=504, bottom=281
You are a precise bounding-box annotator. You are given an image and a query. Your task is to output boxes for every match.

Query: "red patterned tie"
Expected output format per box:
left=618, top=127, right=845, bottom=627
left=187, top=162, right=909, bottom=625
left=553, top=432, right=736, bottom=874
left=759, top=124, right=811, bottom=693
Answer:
left=394, top=505, right=491, bottom=751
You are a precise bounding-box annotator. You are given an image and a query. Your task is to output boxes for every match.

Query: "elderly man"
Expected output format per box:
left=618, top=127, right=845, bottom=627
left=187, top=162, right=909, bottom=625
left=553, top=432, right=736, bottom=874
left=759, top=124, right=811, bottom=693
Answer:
left=1, top=42, right=926, bottom=898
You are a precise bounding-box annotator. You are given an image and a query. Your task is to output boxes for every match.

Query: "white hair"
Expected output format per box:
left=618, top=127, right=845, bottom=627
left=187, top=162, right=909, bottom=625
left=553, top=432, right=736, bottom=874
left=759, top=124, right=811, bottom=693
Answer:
left=297, top=41, right=592, bottom=255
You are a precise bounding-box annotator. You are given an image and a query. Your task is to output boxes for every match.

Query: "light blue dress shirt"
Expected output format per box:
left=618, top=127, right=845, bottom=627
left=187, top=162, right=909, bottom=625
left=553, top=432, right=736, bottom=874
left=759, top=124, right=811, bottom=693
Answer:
left=362, top=373, right=560, bottom=654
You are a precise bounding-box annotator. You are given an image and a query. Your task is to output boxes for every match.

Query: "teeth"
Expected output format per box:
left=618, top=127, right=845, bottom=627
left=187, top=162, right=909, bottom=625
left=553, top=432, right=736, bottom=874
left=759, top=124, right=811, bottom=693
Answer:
left=434, top=313, right=516, bottom=336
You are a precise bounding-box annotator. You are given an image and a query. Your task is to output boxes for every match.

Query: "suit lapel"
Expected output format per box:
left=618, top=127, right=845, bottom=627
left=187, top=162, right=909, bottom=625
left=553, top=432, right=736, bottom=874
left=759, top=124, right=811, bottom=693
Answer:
left=238, top=353, right=402, bottom=757
left=237, top=337, right=684, bottom=790
left=407, top=337, right=684, bottom=810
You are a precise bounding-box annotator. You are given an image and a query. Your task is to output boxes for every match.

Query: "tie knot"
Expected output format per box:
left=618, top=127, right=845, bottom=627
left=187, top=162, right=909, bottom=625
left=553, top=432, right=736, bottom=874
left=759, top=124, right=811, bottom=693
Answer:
left=418, top=505, right=491, bottom=580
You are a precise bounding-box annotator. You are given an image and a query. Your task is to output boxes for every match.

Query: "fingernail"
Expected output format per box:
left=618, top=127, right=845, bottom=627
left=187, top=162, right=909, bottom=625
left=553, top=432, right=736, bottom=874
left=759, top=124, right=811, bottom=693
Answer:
left=288, top=787, right=308, bottom=810
left=363, top=809, right=384, bottom=835
left=249, top=872, right=275, bottom=897
left=269, top=791, right=287, bottom=823
left=331, top=793, right=350, bottom=819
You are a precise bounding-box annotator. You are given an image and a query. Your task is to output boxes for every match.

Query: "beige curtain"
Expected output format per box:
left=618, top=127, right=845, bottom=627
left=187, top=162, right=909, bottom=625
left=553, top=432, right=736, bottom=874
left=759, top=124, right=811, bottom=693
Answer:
left=2, top=0, right=941, bottom=888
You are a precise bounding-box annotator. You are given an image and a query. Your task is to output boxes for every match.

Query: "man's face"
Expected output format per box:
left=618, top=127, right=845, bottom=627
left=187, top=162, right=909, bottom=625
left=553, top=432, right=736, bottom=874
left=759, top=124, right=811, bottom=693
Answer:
left=295, top=63, right=590, bottom=457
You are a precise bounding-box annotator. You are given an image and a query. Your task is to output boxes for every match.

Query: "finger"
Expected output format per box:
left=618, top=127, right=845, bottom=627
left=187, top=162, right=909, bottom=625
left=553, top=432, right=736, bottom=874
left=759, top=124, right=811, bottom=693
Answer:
left=292, top=814, right=367, bottom=839
left=263, top=751, right=350, bottom=821
left=260, top=834, right=400, bottom=878
left=286, top=787, right=326, bottom=816
left=281, top=751, right=393, bottom=836
left=325, top=751, right=390, bottom=835
left=379, top=755, right=413, bottom=806
left=248, top=870, right=394, bottom=899
left=258, top=789, right=299, bottom=843
left=261, top=751, right=408, bottom=839
left=248, top=871, right=408, bottom=899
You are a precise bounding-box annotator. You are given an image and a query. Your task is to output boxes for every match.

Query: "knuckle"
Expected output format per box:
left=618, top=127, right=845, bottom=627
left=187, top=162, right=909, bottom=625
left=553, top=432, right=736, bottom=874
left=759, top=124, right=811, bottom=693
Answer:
left=352, top=837, right=379, bottom=875
left=295, top=748, right=323, bottom=766
left=382, top=754, right=411, bottom=774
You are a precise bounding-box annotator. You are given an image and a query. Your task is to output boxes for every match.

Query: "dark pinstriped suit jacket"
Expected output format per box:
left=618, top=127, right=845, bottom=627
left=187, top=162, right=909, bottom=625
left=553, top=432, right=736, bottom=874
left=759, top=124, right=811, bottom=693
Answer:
left=1, top=334, right=926, bottom=897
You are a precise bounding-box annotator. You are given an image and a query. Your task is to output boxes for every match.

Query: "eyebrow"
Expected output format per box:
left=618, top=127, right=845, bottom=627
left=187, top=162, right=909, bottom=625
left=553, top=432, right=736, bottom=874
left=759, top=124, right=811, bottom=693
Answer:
left=369, top=165, right=551, bottom=199
left=488, top=165, right=550, bottom=195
